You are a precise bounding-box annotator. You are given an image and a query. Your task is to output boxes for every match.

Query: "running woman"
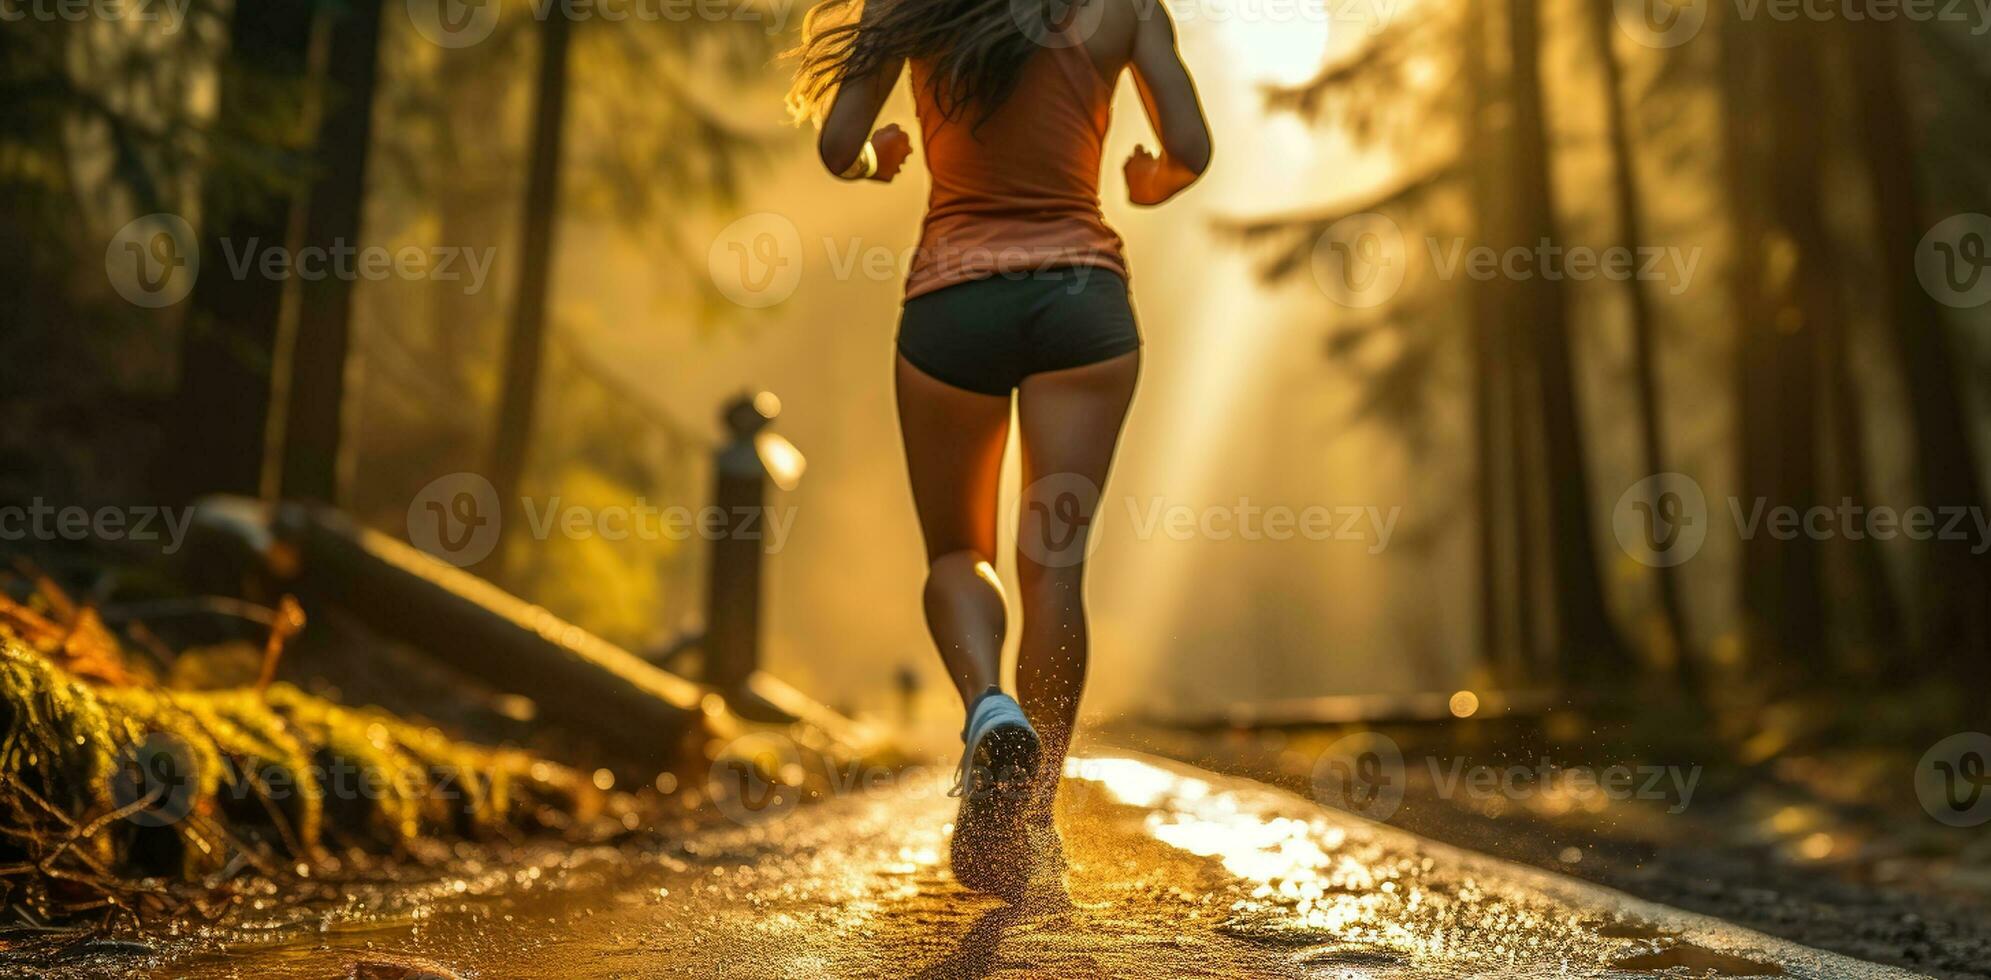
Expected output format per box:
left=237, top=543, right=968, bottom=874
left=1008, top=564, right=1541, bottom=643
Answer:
left=789, top=0, right=1210, bottom=896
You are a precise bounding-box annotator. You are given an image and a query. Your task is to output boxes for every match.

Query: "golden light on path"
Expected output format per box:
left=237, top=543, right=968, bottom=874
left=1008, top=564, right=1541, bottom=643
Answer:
left=1067, top=756, right=1425, bottom=946
left=1055, top=754, right=1810, bottom=973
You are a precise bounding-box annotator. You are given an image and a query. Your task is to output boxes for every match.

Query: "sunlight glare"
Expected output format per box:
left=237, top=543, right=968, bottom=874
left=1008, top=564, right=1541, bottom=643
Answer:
left=755, top=432, right=807, bottom=492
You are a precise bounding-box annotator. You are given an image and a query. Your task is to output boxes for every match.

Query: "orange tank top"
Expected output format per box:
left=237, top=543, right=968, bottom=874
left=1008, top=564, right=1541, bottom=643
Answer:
left=903, top=27, right=1128, bottom=300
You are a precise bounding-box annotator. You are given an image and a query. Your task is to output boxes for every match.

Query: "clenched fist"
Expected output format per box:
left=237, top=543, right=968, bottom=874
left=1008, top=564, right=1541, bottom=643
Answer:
left=1124, top=145, right=1166, bottom=205
left=869, top=123, right=913, bottom=182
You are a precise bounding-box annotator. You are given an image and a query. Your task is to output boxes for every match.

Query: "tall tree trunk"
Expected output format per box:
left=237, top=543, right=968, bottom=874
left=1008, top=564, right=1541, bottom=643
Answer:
left=1719, top=8, right=1831, bottom=688
left=1509, top=333, right=1547, bottom=680
left=1583, top=0, right=1702, bottom=702
left=1821, top=295, right=1903, bottom=666
left=1463, top=0, right=1513, bottom=686
left=1507, top=0, right=1630, bottom=684
left=277, top=0, right=387, bottom=505
left=162, top=0, right=318, bottom=503
left=487, top=12, right=574, bottom=576
left=431, top=46, right=505, bottom=434
left=1843, top=17, right=1990, bottom=695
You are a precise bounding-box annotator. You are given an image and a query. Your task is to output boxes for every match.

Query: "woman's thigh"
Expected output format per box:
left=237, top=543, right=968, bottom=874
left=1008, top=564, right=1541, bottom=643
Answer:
left=1014, top=350, right=1140, bottom=576
left=895, top=353, right=1013, bottom=561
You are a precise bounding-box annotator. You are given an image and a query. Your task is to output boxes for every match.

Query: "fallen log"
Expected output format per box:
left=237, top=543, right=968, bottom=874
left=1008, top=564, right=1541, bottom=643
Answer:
left=251, top=502, right=708, bottom=779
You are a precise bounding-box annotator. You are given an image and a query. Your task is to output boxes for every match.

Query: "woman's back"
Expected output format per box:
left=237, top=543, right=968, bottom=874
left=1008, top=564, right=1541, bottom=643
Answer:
left=904, top=10, right=1136, bottom=298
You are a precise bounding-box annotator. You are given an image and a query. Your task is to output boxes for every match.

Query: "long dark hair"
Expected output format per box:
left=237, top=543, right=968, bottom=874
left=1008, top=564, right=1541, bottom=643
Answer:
left=787, top=0, right=1065, bottom=126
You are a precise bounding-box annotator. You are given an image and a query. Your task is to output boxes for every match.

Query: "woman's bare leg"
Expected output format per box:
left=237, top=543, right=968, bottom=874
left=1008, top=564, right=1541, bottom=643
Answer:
left=1013, top=350, right=1140, bottom=815
left=895, top=354, right=1013, bottom=706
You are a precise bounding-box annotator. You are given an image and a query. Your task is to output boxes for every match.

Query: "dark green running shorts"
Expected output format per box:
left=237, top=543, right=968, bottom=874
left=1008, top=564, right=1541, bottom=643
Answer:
left=896, top=266, right=1141, bottom=396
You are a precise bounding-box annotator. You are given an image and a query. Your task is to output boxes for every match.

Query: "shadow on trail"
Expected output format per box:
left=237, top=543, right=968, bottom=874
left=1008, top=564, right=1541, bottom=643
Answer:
left=916, top=902, right=1023, bottom=979
left=916, top=879, right=1081, bottom=979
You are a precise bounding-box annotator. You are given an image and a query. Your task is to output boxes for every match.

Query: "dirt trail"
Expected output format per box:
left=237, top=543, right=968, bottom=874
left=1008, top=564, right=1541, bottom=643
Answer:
left=149, top=752, right=1924, bottom=978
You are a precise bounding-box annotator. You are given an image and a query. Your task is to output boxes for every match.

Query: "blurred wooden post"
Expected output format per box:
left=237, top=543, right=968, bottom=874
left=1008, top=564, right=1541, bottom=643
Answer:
left=895, top=666, right=919, bottom=724
left=704, top=394, right=783, bottom=692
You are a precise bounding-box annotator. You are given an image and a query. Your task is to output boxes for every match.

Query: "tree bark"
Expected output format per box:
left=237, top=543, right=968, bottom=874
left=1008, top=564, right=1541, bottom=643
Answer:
left=1842, top=17, right=1990, bottom=692
left=1583, top=0, right=1702, bottom=701
left=277, top=0, right=388, bottom=505
left=1463, top=0, right=1513, bottom=685
left=1720, top=8, right=1831, bottom=686
left=1506, top=0, right=1630, bottom=683
left=487, top=12, right=575, bottom=576
left=162, top=0, right=318, bottom=503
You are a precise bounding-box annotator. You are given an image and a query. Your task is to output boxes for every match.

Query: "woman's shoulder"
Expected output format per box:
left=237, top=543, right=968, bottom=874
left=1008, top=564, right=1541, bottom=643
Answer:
left=1072, top=0, right=1144, bottom=71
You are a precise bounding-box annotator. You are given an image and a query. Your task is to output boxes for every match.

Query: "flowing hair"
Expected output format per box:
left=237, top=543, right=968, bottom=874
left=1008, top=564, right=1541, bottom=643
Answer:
left=786, top=0, right=1064, bottom=127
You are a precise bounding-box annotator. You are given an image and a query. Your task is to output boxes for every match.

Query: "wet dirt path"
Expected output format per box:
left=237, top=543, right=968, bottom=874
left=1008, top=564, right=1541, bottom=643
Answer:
left=153, top=752, right=1927, bottom=978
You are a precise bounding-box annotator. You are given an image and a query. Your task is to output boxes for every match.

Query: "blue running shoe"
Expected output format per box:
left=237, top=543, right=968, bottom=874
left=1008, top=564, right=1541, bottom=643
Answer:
left=948, top=687, right=1041, bottom=896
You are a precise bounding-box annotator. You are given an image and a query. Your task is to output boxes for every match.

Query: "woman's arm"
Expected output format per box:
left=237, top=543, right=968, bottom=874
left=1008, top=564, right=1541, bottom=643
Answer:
left=820, top=59, right=913, bottom=182
left=1124, top=0, right=1211, bottom=206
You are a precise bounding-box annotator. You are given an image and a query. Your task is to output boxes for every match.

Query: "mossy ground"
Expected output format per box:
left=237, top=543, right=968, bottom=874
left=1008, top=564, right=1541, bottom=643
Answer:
left=0, top=628, right=601, bottom=925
